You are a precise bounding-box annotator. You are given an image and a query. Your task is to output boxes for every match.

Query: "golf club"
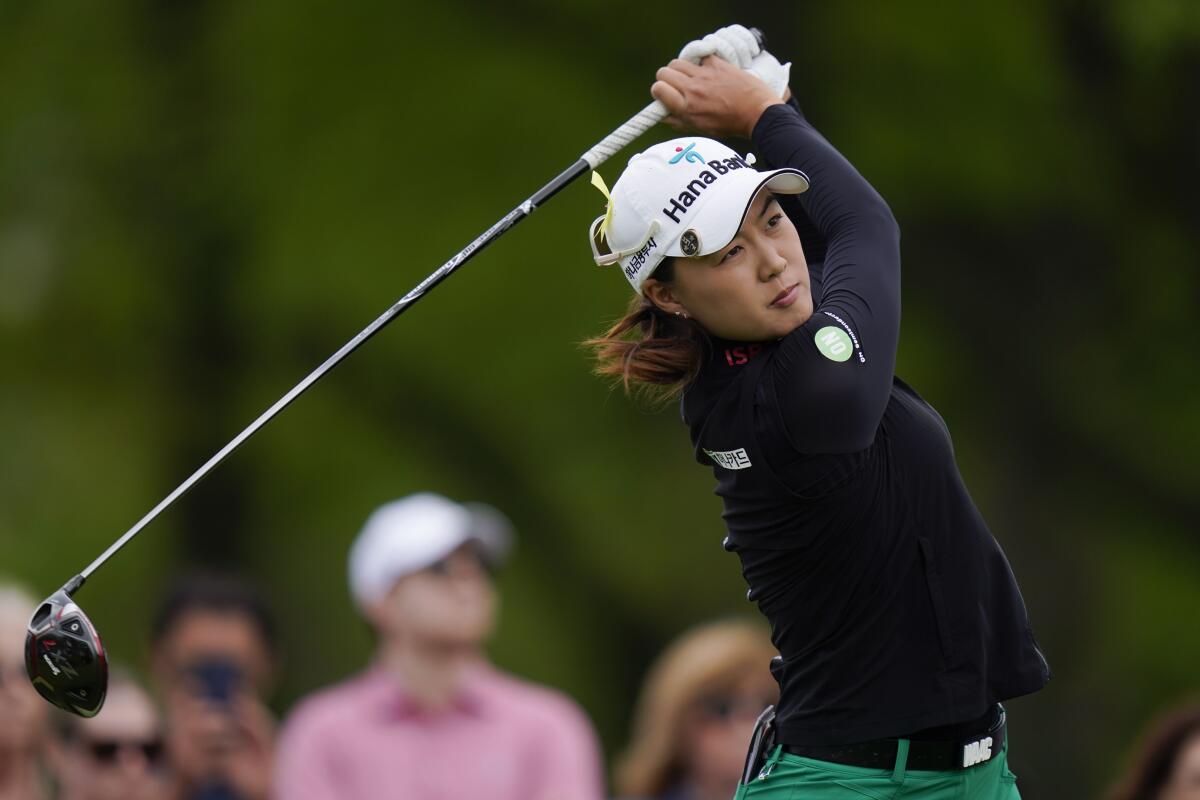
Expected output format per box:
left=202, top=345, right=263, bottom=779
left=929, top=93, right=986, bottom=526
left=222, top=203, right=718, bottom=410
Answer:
left=25, top=27, right=765, bottom=717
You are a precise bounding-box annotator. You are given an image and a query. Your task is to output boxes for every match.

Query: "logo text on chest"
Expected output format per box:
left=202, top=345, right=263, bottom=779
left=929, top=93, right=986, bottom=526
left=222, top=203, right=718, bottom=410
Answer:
left=704, top=447, right=752, bottom=470
left=724, top=344, right=763, bottom=366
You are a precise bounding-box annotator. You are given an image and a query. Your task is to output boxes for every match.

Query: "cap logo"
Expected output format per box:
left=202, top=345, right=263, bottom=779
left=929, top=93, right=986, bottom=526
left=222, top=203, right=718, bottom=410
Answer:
left=680, top=230, right=700, bottom=256
left=814, top=326, right=853, bottom=362
left=623, top=236, right=659, bottom=281
left=660, top=155, right=752, bottom=224
left=669, top=142, right=705, bottom=165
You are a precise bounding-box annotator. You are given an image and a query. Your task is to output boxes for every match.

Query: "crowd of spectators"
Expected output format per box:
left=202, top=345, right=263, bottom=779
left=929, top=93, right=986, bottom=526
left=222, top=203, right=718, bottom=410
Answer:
left=3, top=493, right=1198, bottom=799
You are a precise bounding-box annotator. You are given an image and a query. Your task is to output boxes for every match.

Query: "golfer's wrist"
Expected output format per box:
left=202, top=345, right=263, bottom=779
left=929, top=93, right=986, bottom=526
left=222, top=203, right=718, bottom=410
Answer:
left=745, top=96, right=786, bottom=139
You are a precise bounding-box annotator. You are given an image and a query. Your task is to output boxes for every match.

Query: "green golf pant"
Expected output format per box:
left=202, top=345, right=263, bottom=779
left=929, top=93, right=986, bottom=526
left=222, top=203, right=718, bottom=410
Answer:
left=733, top=739, right=1020, bottom=799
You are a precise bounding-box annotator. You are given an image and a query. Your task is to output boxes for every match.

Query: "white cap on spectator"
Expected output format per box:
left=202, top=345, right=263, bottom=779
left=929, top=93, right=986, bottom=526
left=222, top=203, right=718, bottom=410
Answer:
left=348, top=493, right=512, bottom=609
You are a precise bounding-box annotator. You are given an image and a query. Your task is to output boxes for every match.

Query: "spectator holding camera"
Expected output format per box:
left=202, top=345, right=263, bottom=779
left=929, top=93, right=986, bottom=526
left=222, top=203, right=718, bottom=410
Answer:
left=273, top=492, right=604, bottom=800
left=150, top=574, right=279, bottom=800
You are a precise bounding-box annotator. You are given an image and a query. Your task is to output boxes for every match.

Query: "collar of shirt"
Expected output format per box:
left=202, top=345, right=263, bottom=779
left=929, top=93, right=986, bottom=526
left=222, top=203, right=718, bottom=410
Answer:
left=681, top=333, right=771, bottom=427
left=357, top=662, right=491, bottom=721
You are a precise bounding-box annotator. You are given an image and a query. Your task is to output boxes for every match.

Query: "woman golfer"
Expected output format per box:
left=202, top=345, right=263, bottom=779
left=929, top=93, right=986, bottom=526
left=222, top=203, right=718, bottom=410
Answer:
left=586, top=35, right=1050, bottom=799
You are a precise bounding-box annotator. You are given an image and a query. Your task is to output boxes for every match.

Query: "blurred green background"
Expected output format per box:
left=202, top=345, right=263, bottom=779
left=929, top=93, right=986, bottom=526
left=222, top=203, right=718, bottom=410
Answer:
left=2, top=1, right=1198, bottom=796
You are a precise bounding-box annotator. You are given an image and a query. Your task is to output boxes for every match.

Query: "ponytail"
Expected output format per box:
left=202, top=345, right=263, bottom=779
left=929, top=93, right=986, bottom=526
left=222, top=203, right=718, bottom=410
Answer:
left=584, top=261, right=706, bottom=403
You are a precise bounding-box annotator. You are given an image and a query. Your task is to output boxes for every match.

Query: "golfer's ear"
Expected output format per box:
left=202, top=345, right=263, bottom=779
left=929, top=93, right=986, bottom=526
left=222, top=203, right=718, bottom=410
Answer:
left=643, top=278, right=687, bottom=317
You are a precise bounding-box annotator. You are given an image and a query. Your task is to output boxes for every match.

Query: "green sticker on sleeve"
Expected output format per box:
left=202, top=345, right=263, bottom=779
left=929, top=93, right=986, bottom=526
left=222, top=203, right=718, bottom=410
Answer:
left=814, top=326, right=853, bottom=362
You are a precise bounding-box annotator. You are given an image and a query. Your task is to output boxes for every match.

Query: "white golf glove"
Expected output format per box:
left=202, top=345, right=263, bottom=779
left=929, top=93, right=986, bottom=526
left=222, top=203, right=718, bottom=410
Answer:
left=678, top=24, right=760, bottom=68
left=678, top=24, right=792, bottom=100
left=747, top=49, right=791, bottom=99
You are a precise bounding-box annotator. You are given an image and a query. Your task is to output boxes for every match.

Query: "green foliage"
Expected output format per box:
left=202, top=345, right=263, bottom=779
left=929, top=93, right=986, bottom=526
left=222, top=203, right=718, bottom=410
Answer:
left=1, top=1, right=1196, bottom=796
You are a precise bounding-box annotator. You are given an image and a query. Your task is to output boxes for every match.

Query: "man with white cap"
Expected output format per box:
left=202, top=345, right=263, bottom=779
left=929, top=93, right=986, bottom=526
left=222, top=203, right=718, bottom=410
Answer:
left=272, top=493, right=604, bottom=800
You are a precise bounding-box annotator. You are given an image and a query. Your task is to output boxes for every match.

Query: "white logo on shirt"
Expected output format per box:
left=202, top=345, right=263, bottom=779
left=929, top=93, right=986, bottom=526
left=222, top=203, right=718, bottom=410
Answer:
left=962, top=736, right=994, bottom=767
left=704, top=448, right=752, bottom=470
left=821, top=310, right=866, bottom=364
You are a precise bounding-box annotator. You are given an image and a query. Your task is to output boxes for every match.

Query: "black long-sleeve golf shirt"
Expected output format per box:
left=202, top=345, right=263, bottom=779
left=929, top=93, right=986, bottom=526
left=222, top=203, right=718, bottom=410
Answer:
left=680, top=101, right=1050, bottom=747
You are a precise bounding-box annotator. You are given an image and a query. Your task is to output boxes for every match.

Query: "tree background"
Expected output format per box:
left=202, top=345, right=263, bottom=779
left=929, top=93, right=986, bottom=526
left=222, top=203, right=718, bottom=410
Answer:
left=2, top=1, right=1197, bottom=796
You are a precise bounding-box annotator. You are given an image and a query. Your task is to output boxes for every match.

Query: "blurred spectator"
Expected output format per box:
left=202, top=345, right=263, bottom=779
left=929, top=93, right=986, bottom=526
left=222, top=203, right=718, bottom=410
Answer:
left=47, top=667, right=171, bottom=800
left=150, top=574, right=278, bottom=800
left=273, top=492, right=604, bottom=800
left=614, top=619, right=778, bottom=800
left=0, top=581, right=52, bottom=800
left=1108, top=702, right=1200, bottom=800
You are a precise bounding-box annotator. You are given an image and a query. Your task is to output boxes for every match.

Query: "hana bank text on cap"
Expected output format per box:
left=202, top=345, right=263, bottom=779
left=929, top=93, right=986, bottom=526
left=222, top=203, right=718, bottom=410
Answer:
left=589, top=137, right=809, bottom=294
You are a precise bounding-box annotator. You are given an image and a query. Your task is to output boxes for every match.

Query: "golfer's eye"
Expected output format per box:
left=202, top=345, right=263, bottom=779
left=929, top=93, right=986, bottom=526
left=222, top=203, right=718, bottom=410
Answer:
left=719, top=245, right=742, bottom=264
left=766, top=213, right=784, bottom=229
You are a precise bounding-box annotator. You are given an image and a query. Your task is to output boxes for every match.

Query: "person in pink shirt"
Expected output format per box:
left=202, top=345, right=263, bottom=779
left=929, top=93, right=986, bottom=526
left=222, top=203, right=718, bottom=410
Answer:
left=272, top=493, right=605, bottom=800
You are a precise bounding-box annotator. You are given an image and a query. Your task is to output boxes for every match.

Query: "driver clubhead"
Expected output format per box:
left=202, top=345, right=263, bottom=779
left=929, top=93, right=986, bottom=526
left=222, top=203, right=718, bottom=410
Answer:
left=25, top=588, right=107, bottom=717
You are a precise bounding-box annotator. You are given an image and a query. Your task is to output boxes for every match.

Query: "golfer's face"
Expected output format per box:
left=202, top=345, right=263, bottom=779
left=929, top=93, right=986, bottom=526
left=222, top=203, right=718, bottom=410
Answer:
left=667, top=191, right=811, bottom=342
left=381, top=544, right=496, bottom=646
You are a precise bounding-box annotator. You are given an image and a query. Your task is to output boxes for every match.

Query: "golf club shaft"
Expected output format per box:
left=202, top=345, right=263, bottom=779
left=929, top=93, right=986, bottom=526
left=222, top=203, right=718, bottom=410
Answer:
left=74, top=100, right=674, bottom=589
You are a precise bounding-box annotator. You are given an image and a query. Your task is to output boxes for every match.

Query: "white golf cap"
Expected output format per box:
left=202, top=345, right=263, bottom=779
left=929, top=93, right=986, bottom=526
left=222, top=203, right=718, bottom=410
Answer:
left=347, top=492, right=512, bottom=609
left=589, top=136, right=809, bottom=294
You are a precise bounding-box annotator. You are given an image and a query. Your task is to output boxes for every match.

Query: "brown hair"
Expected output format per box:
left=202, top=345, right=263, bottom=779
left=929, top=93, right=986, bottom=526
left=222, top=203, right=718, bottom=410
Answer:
left=1107, top=701, right=1200, bottom=800
left=614, top=618, right=778, bottom=798
left=583, top=259, right=707, bottom=403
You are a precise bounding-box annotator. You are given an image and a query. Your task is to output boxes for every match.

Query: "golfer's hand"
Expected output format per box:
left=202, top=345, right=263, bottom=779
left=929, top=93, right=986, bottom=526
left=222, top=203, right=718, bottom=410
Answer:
left=652, top=56, right=783, bottom=139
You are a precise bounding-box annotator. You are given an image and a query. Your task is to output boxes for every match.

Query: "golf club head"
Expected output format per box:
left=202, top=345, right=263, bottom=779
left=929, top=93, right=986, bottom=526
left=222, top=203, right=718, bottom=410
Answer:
left=24, top=587, right=107, bottom=717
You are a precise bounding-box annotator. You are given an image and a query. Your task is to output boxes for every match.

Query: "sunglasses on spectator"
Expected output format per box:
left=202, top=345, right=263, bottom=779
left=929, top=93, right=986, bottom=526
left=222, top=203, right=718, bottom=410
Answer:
left=84, top=739, right=165, bottom=766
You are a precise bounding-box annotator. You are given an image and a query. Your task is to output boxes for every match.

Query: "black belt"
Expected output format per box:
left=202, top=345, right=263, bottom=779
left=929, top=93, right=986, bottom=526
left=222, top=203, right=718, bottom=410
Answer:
left=782, top=706, right=1007, bottom=771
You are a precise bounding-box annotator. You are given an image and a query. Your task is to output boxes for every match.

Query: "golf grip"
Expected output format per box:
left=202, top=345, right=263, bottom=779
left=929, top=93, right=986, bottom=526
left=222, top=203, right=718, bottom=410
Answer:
left=581, top=100, right=669, bottom=169
left=581, top=27, right=764, bottom=168
left=70, top=26, right=765, bottom=591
